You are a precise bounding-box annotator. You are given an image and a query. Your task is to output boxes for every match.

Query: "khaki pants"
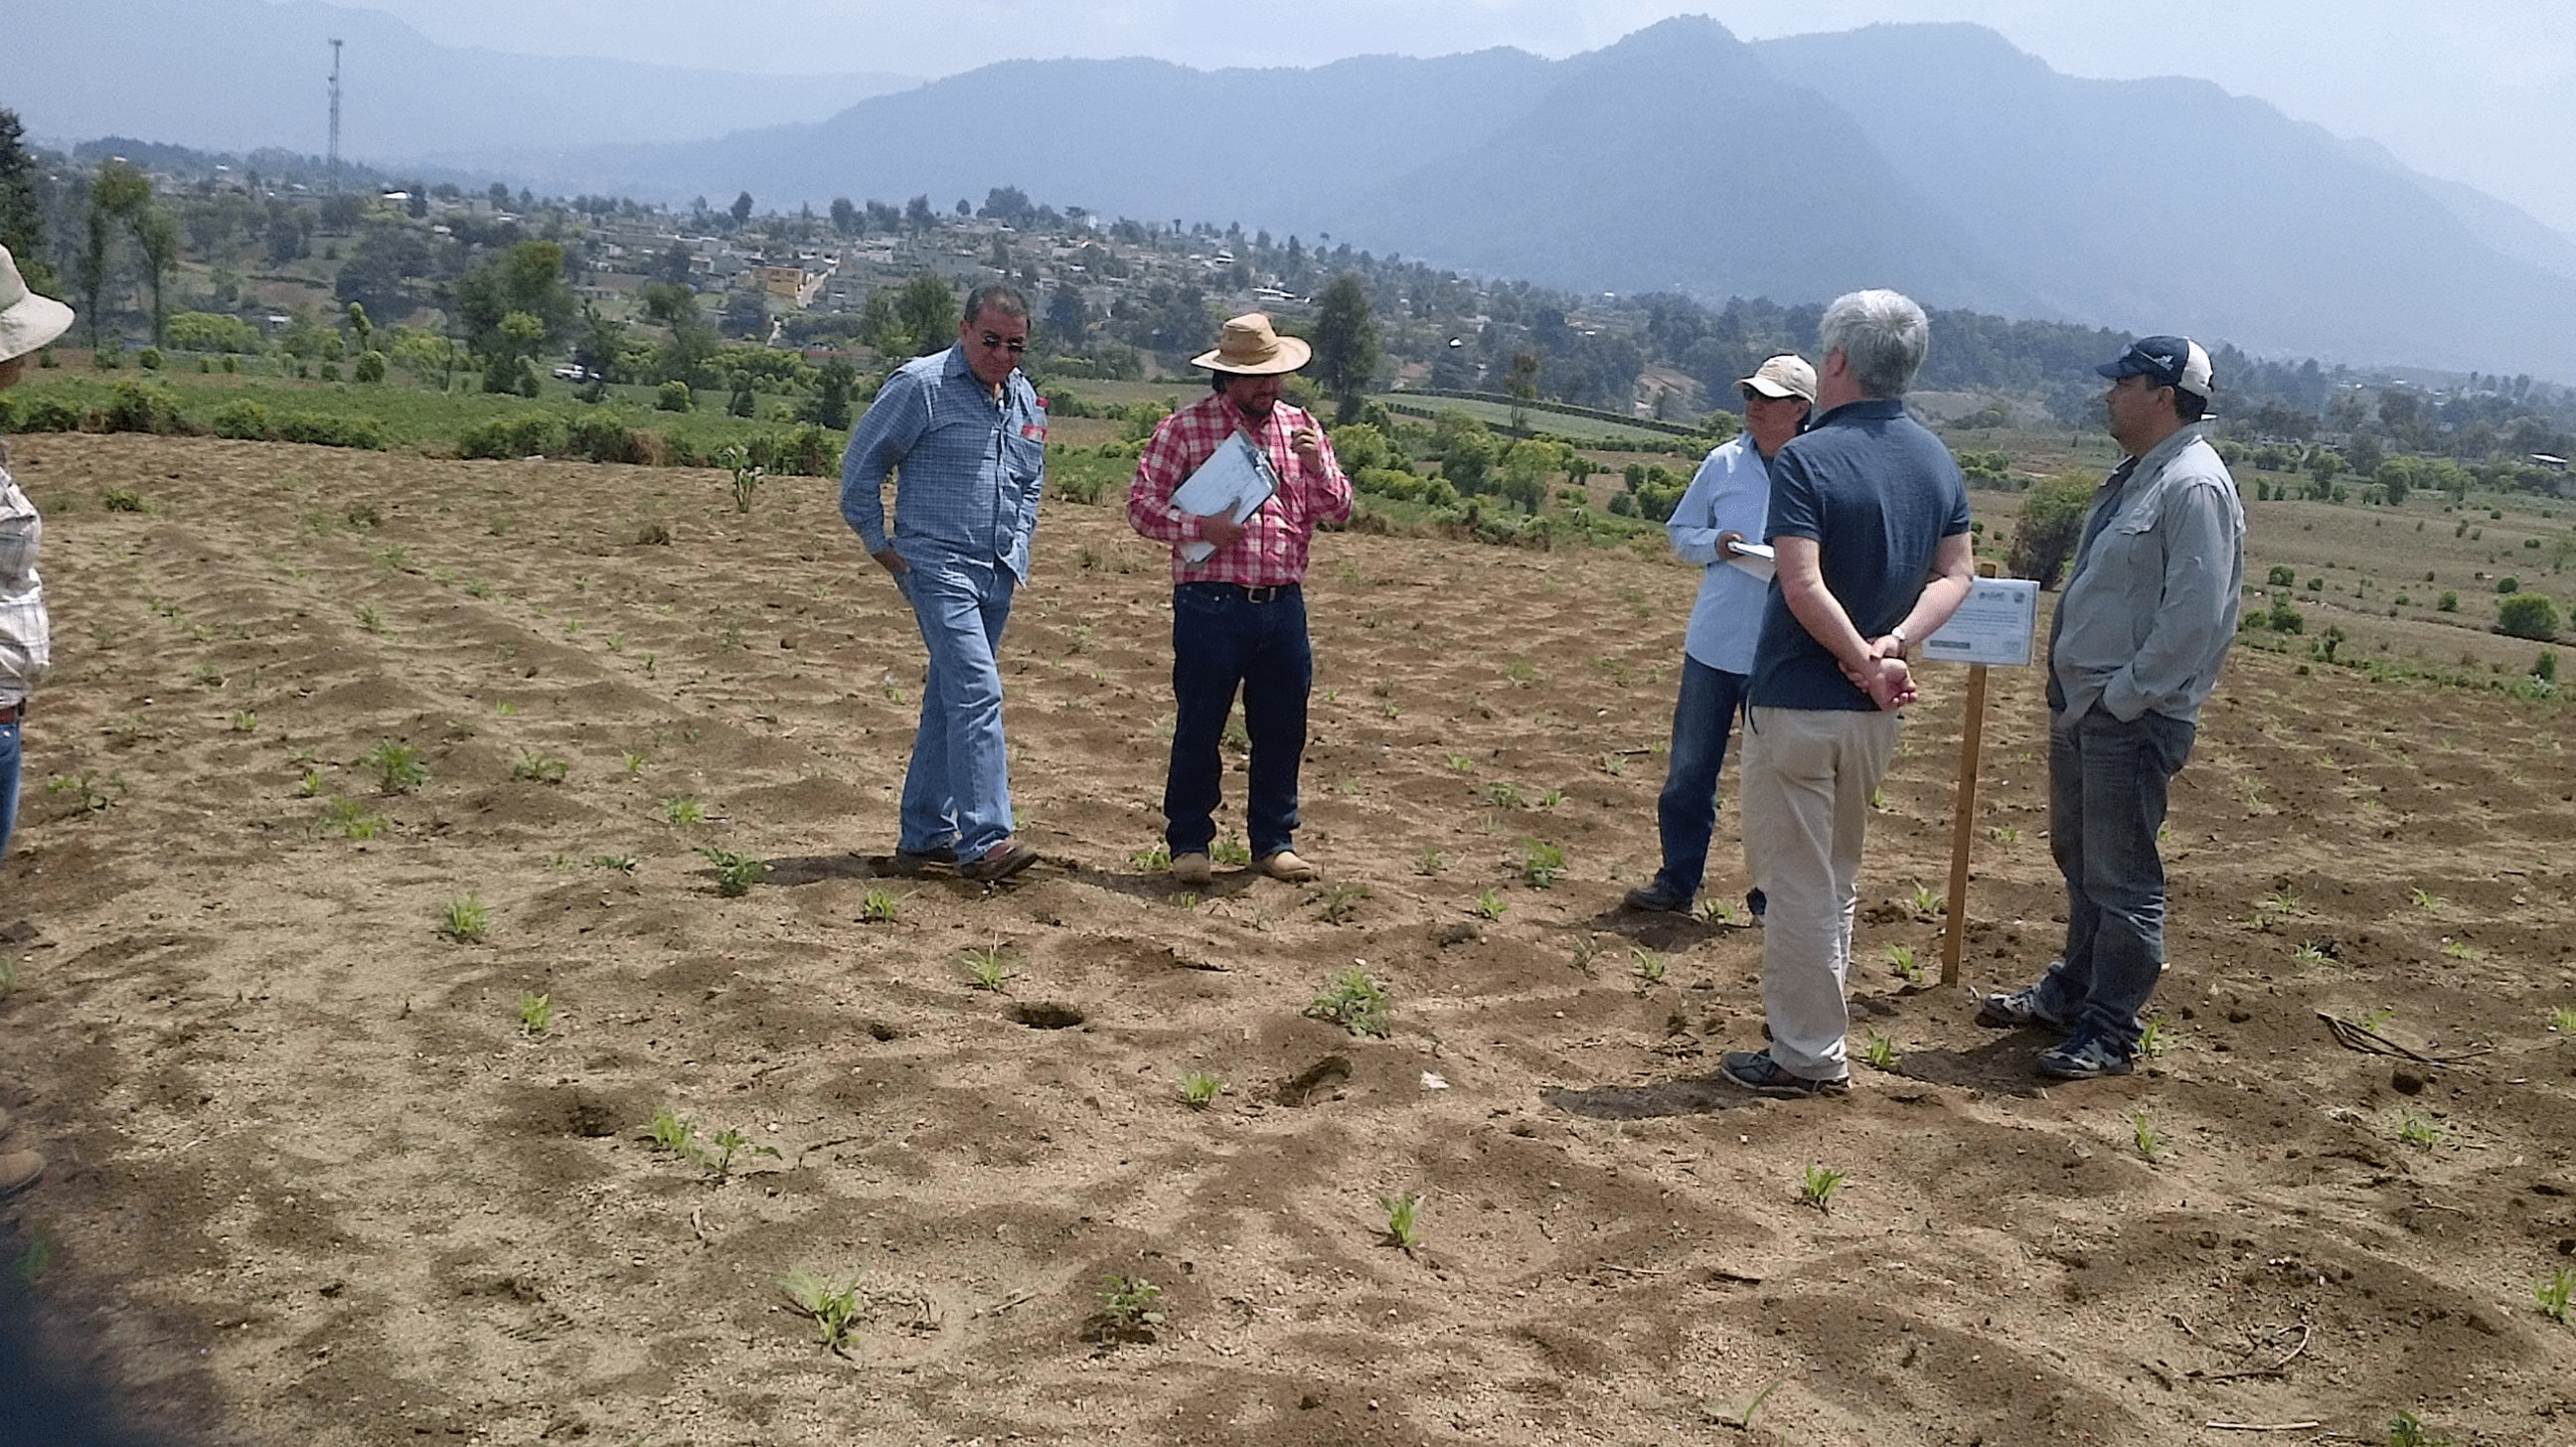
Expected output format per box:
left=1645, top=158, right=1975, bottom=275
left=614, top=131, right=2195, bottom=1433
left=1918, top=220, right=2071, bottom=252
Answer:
left=1741, top=706, right=1901, bottom=1081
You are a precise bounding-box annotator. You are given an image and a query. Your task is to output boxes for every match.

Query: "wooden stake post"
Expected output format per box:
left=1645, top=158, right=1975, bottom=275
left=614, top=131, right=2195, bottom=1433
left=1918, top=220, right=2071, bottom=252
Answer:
left=1929, top=563, right=2031, bottom=986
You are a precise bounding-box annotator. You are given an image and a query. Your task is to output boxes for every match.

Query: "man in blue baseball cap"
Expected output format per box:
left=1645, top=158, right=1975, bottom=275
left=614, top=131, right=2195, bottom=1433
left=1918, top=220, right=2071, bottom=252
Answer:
left=1977, top=334, right=2244, bottom=1079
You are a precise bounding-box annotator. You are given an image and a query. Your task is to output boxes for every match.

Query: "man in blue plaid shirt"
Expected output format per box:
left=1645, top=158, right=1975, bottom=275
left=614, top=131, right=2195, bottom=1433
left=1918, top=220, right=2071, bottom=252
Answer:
left=840, top=284, right=1047, bottom=884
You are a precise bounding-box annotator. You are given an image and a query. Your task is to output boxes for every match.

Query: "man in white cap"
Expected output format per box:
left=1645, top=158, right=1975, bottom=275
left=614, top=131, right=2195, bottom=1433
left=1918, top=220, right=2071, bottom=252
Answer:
left=1127, top=314, right=1353, bottom=885
left=1626, top=354, right=1814, bottom=916
left=1979, top=335, right=2244, bottom=1079
left=0, top=241, right=76, bottom=1199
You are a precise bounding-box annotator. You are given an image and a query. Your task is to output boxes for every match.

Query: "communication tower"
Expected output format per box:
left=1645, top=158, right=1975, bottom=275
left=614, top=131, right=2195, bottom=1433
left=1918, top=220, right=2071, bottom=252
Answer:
left=327, top=39, right=344, bottom=189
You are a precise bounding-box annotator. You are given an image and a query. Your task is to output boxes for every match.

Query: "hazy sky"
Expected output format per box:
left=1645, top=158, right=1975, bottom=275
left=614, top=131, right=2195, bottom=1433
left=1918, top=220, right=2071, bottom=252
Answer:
left=336, top=0, right=2576, bottom=237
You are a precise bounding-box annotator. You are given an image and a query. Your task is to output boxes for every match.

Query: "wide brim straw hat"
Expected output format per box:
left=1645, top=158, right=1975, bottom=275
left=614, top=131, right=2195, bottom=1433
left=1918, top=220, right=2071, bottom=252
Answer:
left=0, top=244, right=76, bottom=363
left=1192, top=312, right=1312, bottom=376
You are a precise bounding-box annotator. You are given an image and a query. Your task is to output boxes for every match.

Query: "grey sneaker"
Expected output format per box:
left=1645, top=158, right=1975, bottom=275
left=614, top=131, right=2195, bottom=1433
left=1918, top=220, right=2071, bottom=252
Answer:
left=1976, top=985, right=2065, bottom=1030
left=2035, top=1032, right=2135, bottom=1080
left=1720, top=1049, right=1850, bottom=1097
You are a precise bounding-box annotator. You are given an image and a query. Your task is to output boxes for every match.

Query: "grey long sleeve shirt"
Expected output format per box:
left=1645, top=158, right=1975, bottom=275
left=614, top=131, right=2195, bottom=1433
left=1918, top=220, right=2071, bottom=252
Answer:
left=2047, top=424, right=2245, bottom=725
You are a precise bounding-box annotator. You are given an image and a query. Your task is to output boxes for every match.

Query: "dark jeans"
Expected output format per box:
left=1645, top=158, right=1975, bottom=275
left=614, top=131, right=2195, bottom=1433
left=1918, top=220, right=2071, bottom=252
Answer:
left=1652, top=658, right=1748, bottom=899
left=2035, top=706, right=2196, bottom=1051
left=0, top=715, right=19, bottom=863
left=1165, top=583, right=1311, bottom=859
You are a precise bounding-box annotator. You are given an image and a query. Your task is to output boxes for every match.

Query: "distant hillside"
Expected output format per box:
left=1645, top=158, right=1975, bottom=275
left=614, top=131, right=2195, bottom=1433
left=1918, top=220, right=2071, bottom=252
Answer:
left=15, top=0, right=912, bottom=160
left=516, top=17, right=2576, bottom=382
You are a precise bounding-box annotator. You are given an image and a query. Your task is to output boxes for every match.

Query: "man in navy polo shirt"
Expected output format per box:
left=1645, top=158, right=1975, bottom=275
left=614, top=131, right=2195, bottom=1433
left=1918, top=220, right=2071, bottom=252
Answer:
left=1721, top=289, right=1975, bottom=1097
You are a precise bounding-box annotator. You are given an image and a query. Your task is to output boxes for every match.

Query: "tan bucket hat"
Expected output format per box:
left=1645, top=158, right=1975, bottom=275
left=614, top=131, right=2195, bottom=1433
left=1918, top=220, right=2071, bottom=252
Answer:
left=0, top=245, right=76, bottom=364
left=1192, top=313, right=1311, bottom=376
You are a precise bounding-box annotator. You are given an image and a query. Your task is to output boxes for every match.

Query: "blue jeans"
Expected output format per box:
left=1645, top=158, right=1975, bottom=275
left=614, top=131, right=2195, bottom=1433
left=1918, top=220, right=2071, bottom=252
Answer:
left=2034, top=706, right=2196, bottom=1051
left=1165, top=583, right=1311, bottom=858
left=895, top=556, right=1017, bottom=859
left=1652, top=658, right=1748, bottom=899
left=0, top=715, right=20, bottom=863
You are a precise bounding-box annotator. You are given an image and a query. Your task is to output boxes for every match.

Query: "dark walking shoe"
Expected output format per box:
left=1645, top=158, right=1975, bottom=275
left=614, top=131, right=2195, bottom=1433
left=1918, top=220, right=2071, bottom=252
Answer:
left=1976, top=985, right=2065, bottom=1030
left=959, top=841, right=1039, bottom=884
left=1622, top=880, right=1692, bottom=913
left=1720, top=1049, right=1849, bottom=1097
left=2034, top=1032, right=2135, bottom=1080
left=887, top=843, right=958, bottom=875
left=1745, top=887, right=1766, bottom=920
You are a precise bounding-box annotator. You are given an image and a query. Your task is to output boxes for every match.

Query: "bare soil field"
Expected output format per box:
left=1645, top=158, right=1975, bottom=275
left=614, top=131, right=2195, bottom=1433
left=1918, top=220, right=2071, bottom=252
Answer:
left=3, top=432, right=2572, bottom=1446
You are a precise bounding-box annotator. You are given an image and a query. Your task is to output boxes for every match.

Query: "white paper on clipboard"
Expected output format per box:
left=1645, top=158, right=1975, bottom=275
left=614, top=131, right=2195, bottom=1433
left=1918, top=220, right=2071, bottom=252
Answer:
left=1723, top=539, right=1776, bottom=581
left=1171, top=433, right=1279, bottom=563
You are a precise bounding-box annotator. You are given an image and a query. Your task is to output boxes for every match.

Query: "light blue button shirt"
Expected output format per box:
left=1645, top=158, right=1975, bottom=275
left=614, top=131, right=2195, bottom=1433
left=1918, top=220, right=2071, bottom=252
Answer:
left=839, top=345, right=1047, bottom=581
left=1666, top=432, right=1772, bottom=675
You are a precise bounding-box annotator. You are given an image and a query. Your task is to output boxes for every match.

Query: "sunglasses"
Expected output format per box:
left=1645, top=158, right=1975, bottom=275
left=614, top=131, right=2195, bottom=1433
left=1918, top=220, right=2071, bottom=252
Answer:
left=977, top=331, right=1028, bottom=354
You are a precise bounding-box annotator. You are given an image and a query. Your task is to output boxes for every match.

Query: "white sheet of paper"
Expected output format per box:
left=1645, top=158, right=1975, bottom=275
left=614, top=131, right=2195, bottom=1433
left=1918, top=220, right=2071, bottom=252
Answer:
left=1723, top=539, right=1776, bottom=581
left=1170, top=433, right=1279, bottom=563
left=1922, top=577, right=2040, bottom=666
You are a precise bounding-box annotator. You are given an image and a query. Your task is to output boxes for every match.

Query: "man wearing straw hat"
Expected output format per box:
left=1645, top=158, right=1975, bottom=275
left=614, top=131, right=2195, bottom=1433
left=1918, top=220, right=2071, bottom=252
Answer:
left=1, top=241, right=76, bottom=1199
left=1128, top=314, right=1353, bottom=885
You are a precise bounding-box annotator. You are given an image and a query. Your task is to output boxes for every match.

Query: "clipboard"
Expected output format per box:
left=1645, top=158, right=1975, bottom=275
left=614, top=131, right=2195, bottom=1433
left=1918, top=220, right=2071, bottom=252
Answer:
left=1171, top=433, right=1278, bottom=563
left=1723, top=539, right=1775, bottom=581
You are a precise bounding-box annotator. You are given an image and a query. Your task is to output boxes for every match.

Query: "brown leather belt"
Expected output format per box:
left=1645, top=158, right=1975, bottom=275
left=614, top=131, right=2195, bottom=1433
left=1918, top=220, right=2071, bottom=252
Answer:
left=0, top=701, right=22, bottom=724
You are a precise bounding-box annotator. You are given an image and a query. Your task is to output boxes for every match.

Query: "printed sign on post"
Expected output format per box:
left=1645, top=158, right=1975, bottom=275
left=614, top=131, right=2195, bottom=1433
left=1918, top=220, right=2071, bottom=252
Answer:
left=1922, top=578, right=2039, bottom=667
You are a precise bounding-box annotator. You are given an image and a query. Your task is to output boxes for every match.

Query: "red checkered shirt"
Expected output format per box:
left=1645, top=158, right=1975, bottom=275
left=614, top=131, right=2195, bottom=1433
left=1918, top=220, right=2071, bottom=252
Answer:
left=1127, top=392, right=1353, bottom=586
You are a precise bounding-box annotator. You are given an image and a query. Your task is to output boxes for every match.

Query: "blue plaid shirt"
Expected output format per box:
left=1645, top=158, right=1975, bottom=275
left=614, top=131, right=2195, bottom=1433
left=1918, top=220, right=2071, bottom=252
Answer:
left=839, top=345, right=1047, bottom=580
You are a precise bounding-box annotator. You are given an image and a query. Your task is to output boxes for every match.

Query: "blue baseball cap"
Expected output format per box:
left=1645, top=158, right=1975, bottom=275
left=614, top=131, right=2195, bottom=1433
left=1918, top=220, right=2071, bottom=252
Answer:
left=2096, top=335, right=2213, bottom=399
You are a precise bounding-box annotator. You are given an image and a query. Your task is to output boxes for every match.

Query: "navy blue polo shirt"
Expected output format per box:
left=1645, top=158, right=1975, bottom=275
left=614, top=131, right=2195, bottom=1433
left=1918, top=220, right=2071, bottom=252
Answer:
left=1749, top=399, right=1971, bottom=711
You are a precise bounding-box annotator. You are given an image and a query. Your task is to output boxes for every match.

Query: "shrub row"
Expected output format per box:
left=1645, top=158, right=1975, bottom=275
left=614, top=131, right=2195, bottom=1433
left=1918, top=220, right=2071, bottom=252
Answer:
left=452, top=411, right=842, bottom=475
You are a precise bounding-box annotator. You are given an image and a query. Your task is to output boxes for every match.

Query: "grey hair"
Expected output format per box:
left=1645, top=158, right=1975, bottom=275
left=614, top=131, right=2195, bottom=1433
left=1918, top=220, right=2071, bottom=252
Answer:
left=961, top=282, right=1030, bottom=324
left=1818, top=288, right=1929, bottom=399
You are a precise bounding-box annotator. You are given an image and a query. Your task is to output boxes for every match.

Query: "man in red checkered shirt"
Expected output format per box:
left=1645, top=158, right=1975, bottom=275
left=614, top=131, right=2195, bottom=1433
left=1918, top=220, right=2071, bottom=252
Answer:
left=1128, top=313, right=1354, bottom=886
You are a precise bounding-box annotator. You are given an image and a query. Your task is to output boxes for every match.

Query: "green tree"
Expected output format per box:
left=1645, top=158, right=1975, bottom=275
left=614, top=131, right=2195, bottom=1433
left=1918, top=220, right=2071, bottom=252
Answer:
left=1312, top=272, right=1380, bottom=424
left=729, top=191, right=754, bottom=227
left=454, top=241, right=574, bottom=358
left=2009, top=473, right=2101, bottom=590
left=803, top=359, right=858, bottom=429
left=0, top=108, right=51, bottom=292
left=481, top=310, right=546, bottom=395
left=2304, top=448, right=2346, bottom=499
left=2496, top=593, right=2559, bottom=642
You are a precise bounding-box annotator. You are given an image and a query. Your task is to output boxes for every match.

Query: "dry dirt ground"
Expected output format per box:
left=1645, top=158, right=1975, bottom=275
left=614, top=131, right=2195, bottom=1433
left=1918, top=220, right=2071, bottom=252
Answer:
left=2, top=432, right=2573, bottom=1447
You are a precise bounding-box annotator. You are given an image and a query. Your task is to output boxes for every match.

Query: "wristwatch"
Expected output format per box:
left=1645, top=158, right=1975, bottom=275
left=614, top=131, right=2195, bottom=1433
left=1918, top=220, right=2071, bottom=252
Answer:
left=1886, top=625, right=1911, bottom=656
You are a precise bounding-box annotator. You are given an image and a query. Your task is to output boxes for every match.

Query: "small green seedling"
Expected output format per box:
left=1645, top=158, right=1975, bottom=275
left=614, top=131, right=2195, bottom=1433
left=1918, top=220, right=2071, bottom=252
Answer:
left=2397, top=1112, right=2443, bottom=1149
left=230, top=711, right=258, bottom=732
left=47, top=770, right=118, bottom=812
left=1320, top=883, right=1369, bottom=925
left=1379, top=1193, right=1425, bottom=1249
left=2127, top=1108, right=2162, bottom=1162
left=0, top=958, right=18, bottom=993
left=1696, top=897, right=1736, bottom=925
left=518, top=991, right=552, bottom=1036
left=320, top=797, right=386, bottom=840
left=1097, top=1275, right=1165, bottom=1331
left=1172, top=890, right=1198, bottom=910
left=963, top=944, right=1020, bottom=993
left=1860, top=1030, right=1897, bottom=1069
left=1569, top=935, right=1608, bottom=973
left=661, top=796, right=707, bottom=825
left=2536, top=1265, right=2574, bottom=1324
left=361, top=739, right=428, bottom=794
left=1909, top=883, right=1942, bottom=916
left=356, top=604, right=385, bottom=634
left=1517, top=840, right=1566, bottom=887
left=698, top=846, right=768, bottom=896
left=1987, top=825, right=2019, bottom=845
left=860, top=887, right=901, bottom=922
left=1886, top=943, right=1924, bottom=984
left=2387, top=1410, right=2453, bottom=1447
left=1179, top=1070, right=1223, bottom=1110
left=2440, top=939, right=2481, bottom=962
left=620, top=751, right=645, bottom=775
left=1307, top=965, right=1391, bottom=1038
left=589, top=854, right=637, bottom=873
left=1538, top=787, right=1565, bottom=808
left=2409, top=886, right=2443, bottom=909
left=2137, top=1017, right=2173, bottom=1057
left=718, top=444, right=766, bottom=514
left=1210, top=832, right=1253, bottom=867
left=440, top=894, right=489, bottom=943
left=1444, top=752, right=1474, bottom=773
left=649, top=1106, right=698, bottom=1158
left=2261, top=886, right=2303, bottom=916
left=1130, top=842, right=1172, bottom=872
left=1484, top=780, right=1525, bottom=808
left=511, top=750, right=568, bottom=784
left=1798, top=1163, right=1848, bottom=1211
left=2551, top=1006, right=2576, bottom=1034
left=1470, top=888, right=1508, bottom=921
left=703, top=1126, right=774, bottom=1179
left=779, top=1269, right=864, bottom=1352
left=2359, top=1006, right=2396, bottom=1035
left=2292, top=939, right=2334, bottom=966
left=1414, top=848, right=1445, bottom=877
left=295, top=767, right=325, bottom=797
left=1630, top=948, right=1668, bottom=985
